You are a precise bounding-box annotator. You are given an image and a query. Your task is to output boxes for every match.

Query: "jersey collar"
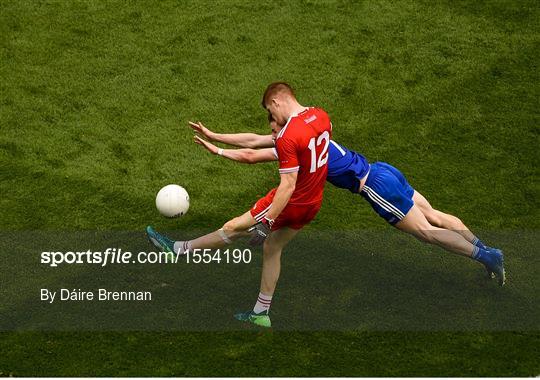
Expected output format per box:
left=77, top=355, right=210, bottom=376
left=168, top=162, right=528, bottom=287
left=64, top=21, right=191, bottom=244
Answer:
left=282, top=106, right=312, bottom=131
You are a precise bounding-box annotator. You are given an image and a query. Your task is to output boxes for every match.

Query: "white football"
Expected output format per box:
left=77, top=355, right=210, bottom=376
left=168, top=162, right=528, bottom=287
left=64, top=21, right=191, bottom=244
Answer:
left=155, top=184, right=190, bottom=218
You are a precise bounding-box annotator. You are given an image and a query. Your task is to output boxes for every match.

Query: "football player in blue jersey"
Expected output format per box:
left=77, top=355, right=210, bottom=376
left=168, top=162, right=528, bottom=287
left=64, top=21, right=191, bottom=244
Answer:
left=188, top=119, right=506, bottom=286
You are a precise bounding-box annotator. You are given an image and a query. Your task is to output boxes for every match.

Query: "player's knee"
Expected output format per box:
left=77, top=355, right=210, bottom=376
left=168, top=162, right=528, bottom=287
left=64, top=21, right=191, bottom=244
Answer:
left=425, top=212, right=443, bottom=227
left=222, top=218, right=243, bottom=235
left=450, top=215, right=466, bottom=229
left=439, top=212, right=466, bottom=230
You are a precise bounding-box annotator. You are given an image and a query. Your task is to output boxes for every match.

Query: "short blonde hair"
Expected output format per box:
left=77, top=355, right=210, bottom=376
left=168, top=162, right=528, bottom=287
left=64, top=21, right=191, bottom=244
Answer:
left=261, top=82, right=295, bottom=108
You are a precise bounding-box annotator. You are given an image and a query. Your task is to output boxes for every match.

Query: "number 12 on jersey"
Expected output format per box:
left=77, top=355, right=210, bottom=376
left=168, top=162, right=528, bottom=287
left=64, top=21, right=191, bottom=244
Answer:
left=308, top=131, right=330, bottom=173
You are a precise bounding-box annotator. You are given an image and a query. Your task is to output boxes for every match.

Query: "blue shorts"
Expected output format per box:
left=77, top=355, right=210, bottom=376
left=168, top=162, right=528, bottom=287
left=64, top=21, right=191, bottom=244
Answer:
left=360, top=162, right=415, bottom=225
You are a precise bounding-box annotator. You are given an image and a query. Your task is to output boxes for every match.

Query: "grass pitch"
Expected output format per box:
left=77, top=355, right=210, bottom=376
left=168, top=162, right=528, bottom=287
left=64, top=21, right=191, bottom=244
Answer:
left=1, top=0, right=539, bottom=376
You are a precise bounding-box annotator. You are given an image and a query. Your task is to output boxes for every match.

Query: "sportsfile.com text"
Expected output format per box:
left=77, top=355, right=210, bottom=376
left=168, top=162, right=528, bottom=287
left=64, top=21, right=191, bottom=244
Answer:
left=40, top=248, right=252, bottom=267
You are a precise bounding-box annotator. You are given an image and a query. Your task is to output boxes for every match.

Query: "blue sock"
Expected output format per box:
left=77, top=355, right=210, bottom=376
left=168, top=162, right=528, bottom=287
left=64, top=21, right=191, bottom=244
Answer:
left=472, top=247, right=492, bottom=266
left=472, top=237, right=487, bottom=250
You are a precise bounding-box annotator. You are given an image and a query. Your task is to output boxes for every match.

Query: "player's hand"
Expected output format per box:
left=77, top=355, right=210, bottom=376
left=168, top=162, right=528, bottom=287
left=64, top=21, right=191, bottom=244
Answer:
left=188, top=121, right=214, bottom=140
left=193, top=135, right=219, bottom=155
left=247, top=218, right=274, bottom=246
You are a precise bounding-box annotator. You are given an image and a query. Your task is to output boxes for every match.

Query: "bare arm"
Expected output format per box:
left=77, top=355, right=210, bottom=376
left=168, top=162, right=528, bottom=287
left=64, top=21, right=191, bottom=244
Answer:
left=194, top=136, right=277, bottom=164
left=189, top=121, right=274, bottom=148
left=246, top=171, right=297, bottom=245
left=265, top=172, right=297, bottom=221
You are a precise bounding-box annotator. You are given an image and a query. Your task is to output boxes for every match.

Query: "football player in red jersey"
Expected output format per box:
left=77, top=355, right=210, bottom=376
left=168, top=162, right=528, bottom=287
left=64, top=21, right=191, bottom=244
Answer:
left=146, top=82, right=332, bottom=327
left=191, top=119, right=506, bottom=287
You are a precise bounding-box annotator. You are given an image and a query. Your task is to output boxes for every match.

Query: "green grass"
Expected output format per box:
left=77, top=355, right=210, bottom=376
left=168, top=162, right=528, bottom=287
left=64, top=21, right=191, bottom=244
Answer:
left=1, top=0, right=539, bottom=376
left=1, top=332, right=538, bottom=376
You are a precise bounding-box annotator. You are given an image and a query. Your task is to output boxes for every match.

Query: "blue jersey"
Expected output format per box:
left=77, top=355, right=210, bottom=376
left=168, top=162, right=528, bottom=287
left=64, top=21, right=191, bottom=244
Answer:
left=327, top=140, right=370, bottom=193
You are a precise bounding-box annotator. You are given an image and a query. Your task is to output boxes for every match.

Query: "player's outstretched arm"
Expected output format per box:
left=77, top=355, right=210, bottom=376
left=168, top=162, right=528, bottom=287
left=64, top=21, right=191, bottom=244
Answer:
left=194, top=135, right=277, bottom=164
left=189, top=121, right=274, bottom=148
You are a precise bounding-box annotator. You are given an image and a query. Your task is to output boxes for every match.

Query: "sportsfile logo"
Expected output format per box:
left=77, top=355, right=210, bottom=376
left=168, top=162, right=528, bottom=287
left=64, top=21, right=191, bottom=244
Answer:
left=40, top=248, right=252, bottom=267
left=40, top=248, right=179, bottom=267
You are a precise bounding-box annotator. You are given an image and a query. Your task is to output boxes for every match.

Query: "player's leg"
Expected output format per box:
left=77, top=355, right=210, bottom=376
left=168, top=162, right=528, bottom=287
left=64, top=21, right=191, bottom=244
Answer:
left=260, top=227, right=300, bottom=295
left=412, top=190, right=501, bottom=278
left=412, top=190, right=488, bottom=248
left=396, top=205, right=505, bottom=285
left=179, top=211, right=255, bottom=252
left=235, top=227, right=300, bottom=327
left=395, top=204, right=475, bottom=256
left=146, top=210, right=255, bottom=255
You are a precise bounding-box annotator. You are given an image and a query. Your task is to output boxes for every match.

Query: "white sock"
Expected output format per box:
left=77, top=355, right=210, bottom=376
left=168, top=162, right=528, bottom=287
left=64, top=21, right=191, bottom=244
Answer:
left=218, top=228, right=232, bottom=244
left=173, top=240, right=191, bottom=255
left=253, top=292, right=272, bottom=314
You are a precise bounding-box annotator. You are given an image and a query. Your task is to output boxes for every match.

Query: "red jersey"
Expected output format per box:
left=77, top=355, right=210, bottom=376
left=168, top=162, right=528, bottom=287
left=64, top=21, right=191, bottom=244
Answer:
left=274, top=107, right=332, bottom=205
